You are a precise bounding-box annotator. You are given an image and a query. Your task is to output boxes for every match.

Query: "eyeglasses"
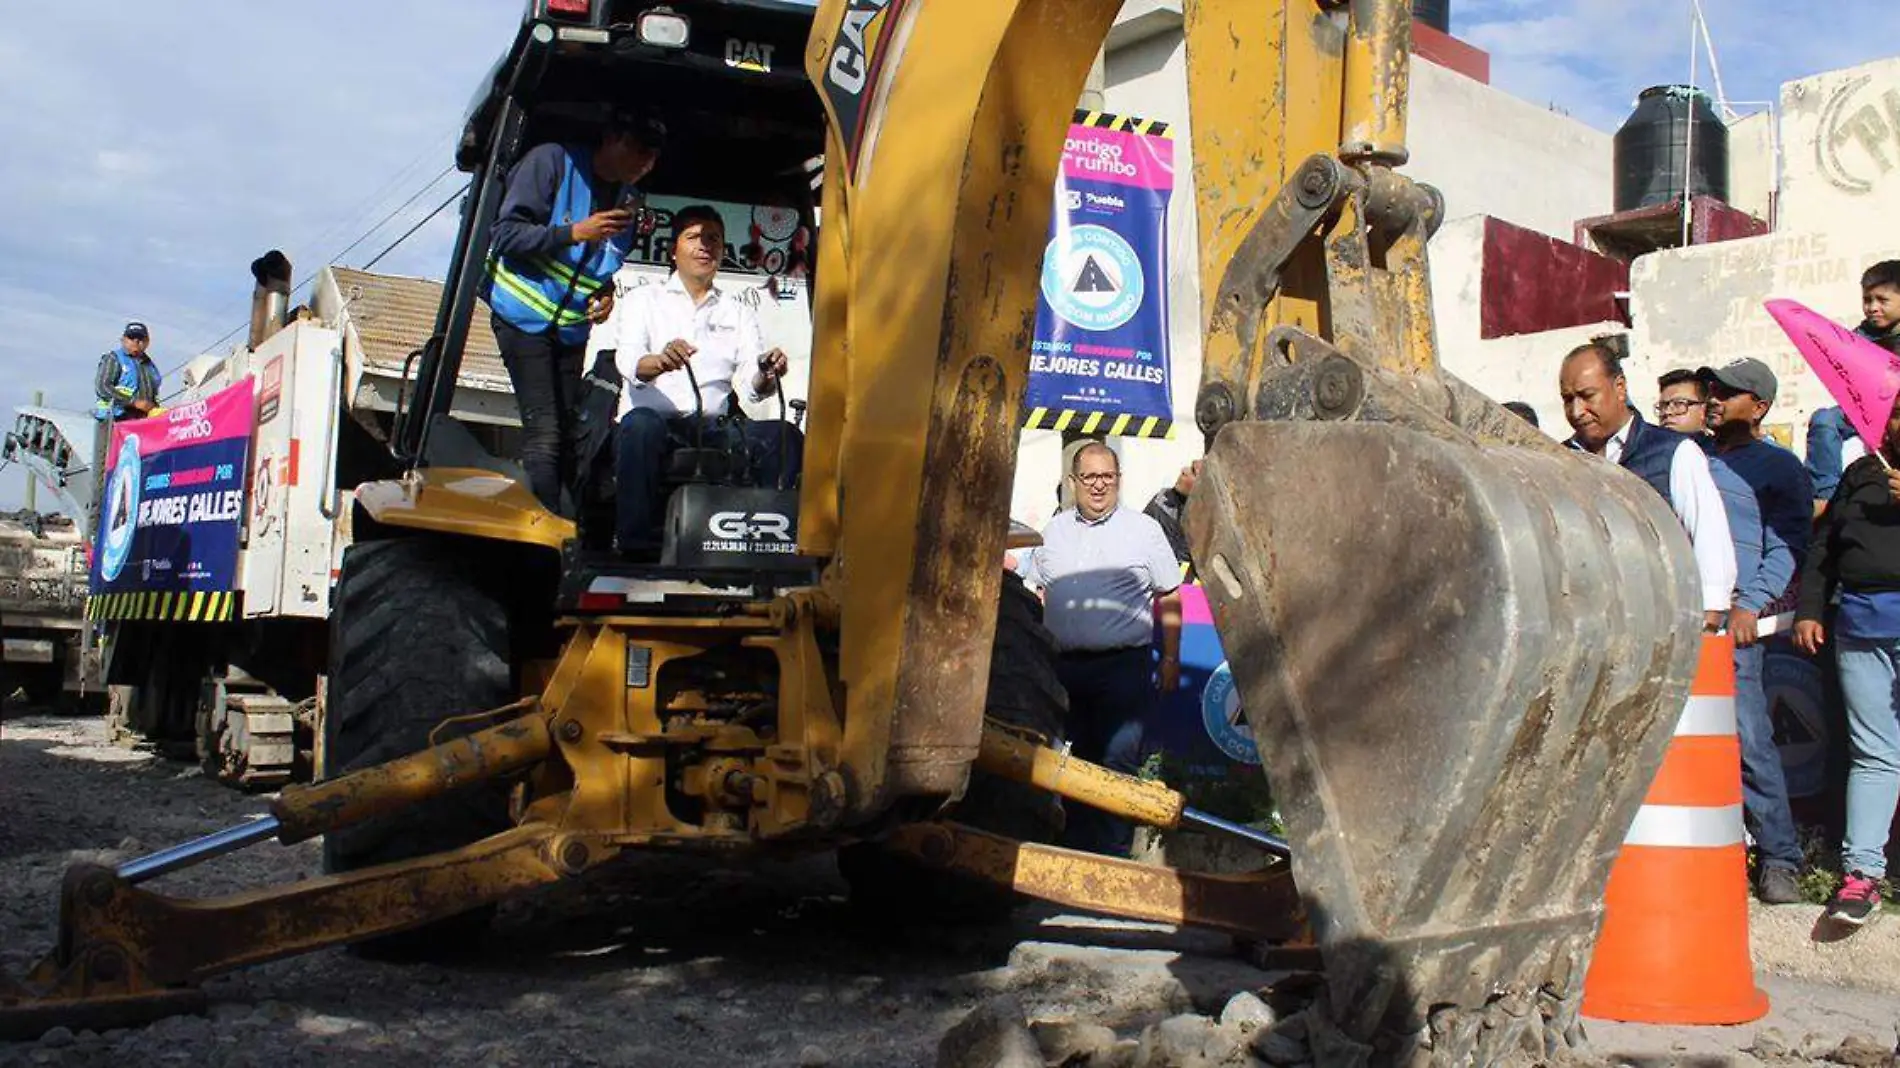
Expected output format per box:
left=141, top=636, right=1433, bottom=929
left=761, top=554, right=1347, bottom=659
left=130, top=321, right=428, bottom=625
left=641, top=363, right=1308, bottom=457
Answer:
left=1654, top=398, right=1701, bottom=416
left=1071, top=472, right=1119, bottom=488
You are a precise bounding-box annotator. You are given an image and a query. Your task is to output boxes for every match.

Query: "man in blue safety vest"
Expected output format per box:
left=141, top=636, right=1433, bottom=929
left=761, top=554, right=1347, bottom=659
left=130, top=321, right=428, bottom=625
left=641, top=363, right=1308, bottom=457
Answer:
left=93, top=321, right=161, bottom=423
left=484, top=108, right=666, bottom=515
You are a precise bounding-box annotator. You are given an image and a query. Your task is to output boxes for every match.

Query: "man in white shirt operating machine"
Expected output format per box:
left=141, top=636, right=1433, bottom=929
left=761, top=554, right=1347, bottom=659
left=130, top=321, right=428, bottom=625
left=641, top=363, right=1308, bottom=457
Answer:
left=609, top=204, right=803, bottom=557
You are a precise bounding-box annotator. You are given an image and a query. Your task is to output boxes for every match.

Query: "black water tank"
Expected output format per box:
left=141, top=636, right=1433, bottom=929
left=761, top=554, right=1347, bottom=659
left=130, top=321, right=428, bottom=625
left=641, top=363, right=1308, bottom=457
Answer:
left=1613, top=85, right=1729, bottom=212
left=1412, top=0, right=1450, bottom=33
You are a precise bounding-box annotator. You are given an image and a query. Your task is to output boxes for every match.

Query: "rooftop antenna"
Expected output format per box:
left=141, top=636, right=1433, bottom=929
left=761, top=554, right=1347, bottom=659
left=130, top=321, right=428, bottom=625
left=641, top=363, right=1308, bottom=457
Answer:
left=1685, top=0, right=1782, bottom=230
left=1682, top=3, right=1699, bottom=247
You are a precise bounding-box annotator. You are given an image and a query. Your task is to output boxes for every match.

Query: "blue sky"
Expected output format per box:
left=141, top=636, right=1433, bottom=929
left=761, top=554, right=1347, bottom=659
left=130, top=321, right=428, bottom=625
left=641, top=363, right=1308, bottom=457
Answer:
left=1455, top=0, right=1895, bottom=129
left=0, top=1, right=1892, bottom=509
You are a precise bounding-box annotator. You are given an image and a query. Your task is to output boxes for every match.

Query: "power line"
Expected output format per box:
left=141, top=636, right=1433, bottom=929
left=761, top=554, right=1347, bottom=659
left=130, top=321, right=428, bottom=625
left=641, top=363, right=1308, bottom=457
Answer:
left=325, top=165, right=461, bottom=269
left=360, top=183, right=468, bottom=271
left=286, top=134, right=455, bottom=269
left=171, top=163, right=460, bottom=377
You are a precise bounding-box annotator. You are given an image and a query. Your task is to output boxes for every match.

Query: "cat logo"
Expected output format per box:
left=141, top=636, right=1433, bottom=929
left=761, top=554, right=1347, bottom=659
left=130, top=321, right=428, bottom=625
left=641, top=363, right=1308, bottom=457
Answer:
left=818, top=0, right=908, bottom=175
left=724, top=38, right=775, bottom=74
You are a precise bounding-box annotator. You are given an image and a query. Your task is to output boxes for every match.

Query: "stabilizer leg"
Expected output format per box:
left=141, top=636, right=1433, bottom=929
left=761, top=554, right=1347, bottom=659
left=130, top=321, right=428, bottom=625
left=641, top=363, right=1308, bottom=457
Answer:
left=0, top=825, right=581, bottom=1041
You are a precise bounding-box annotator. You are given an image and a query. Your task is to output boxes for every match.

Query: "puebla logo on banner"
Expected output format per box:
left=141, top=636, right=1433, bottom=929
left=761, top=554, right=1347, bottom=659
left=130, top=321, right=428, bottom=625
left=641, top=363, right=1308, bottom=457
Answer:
left=1025, top=112, right=1177, bottom=440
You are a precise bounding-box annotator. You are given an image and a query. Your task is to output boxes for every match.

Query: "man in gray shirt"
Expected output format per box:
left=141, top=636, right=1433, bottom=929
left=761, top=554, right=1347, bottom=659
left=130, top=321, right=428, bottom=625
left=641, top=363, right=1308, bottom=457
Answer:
left=1017, top=441, right=1183, bottom=855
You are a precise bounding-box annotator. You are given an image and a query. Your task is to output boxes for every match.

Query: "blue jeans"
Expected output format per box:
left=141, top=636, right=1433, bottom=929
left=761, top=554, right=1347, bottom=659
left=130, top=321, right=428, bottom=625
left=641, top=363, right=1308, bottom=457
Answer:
left=1835, top=636, right=1900, bottom=878
left=1055, top=646, right=1155, bottom=857
left=614, top=409, right=804, bottom=550
left=1736, top=641, right=1803, bottom=871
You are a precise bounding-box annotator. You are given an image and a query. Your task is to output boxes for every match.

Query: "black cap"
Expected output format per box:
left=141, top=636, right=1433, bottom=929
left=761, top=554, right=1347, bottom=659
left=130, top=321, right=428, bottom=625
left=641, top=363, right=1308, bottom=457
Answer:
left=607, top=107, right=667, bottom=151
left=123, top=322, right=149, bottom=340
left=1696, top=358, right=1777, bottom=404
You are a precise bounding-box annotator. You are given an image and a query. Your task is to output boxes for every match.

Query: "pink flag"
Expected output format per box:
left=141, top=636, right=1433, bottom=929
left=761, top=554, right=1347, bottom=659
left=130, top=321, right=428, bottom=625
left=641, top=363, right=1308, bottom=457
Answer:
left=1764, top=299, right=1900, bottom=453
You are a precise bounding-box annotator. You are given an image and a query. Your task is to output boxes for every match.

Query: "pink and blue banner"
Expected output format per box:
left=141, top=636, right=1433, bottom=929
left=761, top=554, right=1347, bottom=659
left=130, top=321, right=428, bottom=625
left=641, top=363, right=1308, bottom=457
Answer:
left=1151, top=583, right=1263, bottom=776
left=1025, top=112, right=1176, bottom=438
left=91, top=377, right=255, bottom=597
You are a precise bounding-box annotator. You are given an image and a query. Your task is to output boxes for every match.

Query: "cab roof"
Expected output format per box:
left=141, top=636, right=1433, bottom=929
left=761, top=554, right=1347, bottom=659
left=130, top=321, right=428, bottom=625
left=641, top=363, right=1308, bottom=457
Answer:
left=458, top=0, right=822, bottom=204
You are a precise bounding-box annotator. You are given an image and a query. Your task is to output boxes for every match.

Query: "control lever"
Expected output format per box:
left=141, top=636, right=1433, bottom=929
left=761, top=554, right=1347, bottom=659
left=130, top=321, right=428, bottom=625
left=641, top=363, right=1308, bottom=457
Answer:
left=760, top=351, right=790, bottom=491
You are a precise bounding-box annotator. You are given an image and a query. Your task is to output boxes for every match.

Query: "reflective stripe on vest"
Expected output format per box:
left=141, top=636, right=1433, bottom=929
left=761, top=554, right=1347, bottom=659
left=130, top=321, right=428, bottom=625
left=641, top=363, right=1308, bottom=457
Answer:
left=484, top=145, right=630, bottom=344
left=94, top=348, right=141, bottom=419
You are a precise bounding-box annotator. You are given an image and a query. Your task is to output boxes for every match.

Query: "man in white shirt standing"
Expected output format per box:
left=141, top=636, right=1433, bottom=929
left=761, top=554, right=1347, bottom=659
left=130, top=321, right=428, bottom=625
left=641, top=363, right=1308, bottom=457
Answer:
left=606, top=204, right=800, bottom=554
left=1560, top=343, right=1736, bottom=631
left=1015, top=442, right=1183, bottom=856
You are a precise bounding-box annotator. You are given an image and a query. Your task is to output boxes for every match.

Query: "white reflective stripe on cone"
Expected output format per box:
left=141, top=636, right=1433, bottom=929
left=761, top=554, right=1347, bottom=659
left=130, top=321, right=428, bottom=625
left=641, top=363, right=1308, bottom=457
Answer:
left=1623, top=803, right=1746, bottom=848
left=1675, top=694, right=1738, bottom=737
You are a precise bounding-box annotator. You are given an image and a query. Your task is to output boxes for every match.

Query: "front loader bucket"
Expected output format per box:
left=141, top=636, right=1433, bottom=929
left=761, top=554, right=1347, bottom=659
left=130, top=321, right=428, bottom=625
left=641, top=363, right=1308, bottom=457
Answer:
left=1188, top=420, right=1702, bottom=1057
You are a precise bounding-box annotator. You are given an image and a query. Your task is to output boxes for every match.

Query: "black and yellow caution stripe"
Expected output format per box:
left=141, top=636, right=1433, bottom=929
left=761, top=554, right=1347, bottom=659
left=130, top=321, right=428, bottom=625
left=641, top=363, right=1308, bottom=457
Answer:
left=1071, top=109, right=1173, bottom=138
left=86, top=590, right=238, bottom=623
left=1030, top=111, right=1176, bottom=441
left=1023, top=406, right=1175, bottom=439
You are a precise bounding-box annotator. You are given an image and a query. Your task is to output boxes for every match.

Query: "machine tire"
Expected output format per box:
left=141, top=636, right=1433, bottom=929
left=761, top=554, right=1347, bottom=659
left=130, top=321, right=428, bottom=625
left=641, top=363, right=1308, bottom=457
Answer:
left=838, top=570, right=1068, bottom=923
left=320, top=536, right=518, bottom=957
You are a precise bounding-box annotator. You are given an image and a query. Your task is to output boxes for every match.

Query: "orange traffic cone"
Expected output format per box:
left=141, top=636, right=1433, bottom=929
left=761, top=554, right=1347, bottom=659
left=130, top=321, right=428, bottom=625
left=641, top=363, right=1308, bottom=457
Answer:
left=1582, top=633, right=1770, bottom=1025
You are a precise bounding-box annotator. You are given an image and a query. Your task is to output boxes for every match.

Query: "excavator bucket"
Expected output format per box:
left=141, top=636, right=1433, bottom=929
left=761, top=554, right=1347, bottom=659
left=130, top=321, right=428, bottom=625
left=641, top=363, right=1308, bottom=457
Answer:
left=1188, top=417, right=1703, bottom=1058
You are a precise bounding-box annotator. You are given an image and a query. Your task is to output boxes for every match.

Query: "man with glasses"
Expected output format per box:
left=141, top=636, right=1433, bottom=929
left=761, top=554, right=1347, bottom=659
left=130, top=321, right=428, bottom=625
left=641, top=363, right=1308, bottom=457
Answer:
left=1654, top=368, right=1710, bottom=434
left=1015, top=441, right=1182, bottom=856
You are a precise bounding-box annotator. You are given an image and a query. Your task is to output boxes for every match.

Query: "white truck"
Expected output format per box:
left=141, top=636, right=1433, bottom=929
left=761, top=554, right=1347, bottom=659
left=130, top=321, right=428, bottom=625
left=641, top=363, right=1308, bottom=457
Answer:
left=1, top=406, right=106, bottom=708
left=90, top=244, right=811, bottom=788
left=80, top=260, right=523, bottom=785
left=0, top=510, right=95, bottom=707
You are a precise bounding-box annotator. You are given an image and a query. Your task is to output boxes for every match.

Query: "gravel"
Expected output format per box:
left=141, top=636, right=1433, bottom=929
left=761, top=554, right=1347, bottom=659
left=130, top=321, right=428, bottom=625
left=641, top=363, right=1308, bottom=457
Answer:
left=8, top=712, right=1900, bottom=1068
left=1747, top=900, right=1900, bottom=995
left=0, top=715, right=1267, bottom=1068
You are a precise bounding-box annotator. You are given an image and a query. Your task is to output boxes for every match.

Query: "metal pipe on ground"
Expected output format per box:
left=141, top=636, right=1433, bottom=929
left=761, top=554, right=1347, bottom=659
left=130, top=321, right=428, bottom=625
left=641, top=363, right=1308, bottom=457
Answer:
left=976, top=724, right=1291, bottom=858
left=110, top=701, right=552, bottom=882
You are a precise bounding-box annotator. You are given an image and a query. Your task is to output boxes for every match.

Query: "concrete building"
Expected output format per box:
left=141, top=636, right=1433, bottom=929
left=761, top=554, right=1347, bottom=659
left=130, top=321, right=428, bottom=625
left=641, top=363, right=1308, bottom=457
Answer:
left=1628, top=55, right=1900, bottom=450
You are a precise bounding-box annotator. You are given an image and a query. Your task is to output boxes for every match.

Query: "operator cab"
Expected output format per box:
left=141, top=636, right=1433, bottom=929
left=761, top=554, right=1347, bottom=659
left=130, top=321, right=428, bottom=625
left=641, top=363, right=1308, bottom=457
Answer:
left=405, top=0, right=828, bottom=612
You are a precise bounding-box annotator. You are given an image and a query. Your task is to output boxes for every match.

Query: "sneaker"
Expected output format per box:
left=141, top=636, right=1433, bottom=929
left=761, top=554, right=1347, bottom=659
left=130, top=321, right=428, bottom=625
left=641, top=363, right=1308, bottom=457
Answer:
left=1826, top=872, right=1882, bottom=926
left=1755, top=866, right=1804, bottom=905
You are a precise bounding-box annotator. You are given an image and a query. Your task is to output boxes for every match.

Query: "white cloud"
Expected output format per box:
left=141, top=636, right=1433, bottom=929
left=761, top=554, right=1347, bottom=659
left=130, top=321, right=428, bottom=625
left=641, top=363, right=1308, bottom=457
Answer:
left=92, top=149, right=151, bottom=178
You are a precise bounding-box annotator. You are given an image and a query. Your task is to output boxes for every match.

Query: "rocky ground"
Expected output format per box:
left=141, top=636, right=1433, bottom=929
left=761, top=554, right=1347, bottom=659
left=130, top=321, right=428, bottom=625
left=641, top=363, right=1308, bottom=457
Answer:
left=2, top=711, right=1897, bottom=1067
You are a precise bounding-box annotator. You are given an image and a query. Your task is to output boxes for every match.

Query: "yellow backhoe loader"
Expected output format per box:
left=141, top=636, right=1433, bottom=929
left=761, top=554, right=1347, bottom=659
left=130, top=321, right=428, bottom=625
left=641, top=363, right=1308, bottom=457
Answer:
left=1, top=0, right=1704, bottom=1063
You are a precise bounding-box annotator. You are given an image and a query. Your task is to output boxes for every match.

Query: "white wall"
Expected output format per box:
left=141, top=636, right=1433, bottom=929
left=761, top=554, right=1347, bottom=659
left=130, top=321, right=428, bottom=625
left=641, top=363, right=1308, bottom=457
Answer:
left=1726, top=110, right=1777, bottom=224
left=1777, top=55, right=1900, bottom=236
left=1628, top=227, right=1900, bottom=453
left=1427, top=214, right=1618, bottom=434
left=1407, top=59, right=1614, bottom=241
left=1430, top=215, right=1488, bottom=357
